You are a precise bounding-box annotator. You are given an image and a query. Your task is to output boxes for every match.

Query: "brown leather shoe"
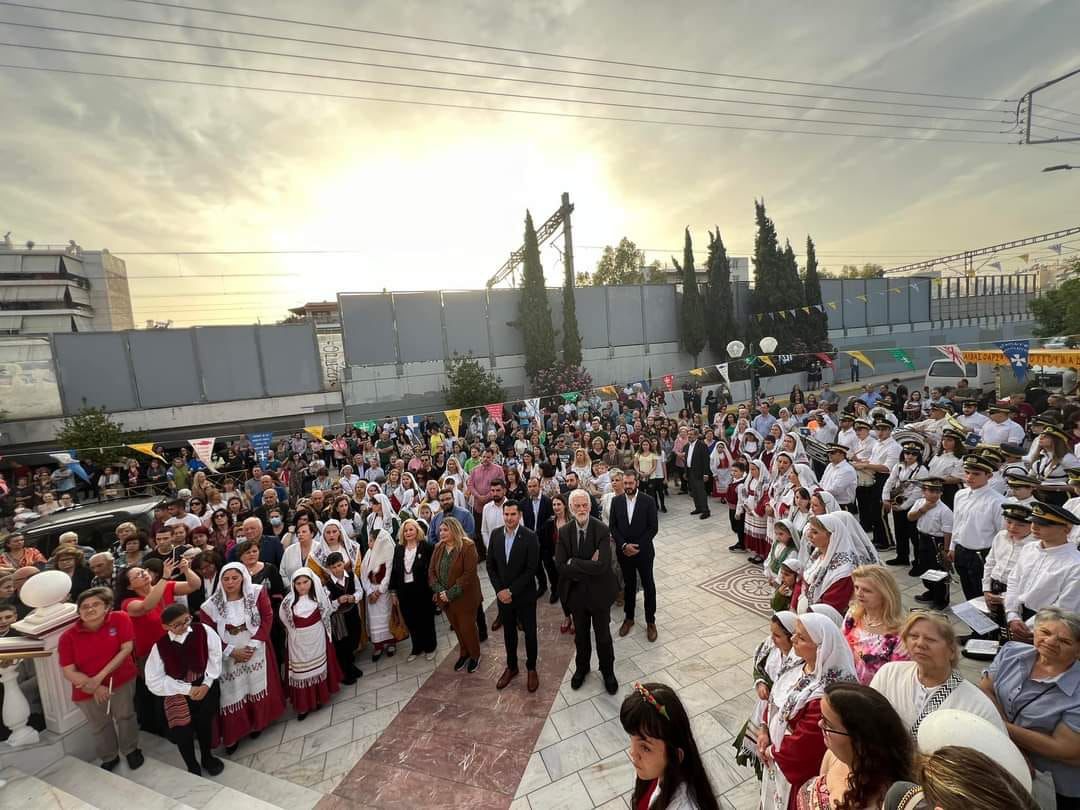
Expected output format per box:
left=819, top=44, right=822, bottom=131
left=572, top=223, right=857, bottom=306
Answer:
left=618, top=619, right=635, bottom=637
left=491, top=617, right=503, bottom=632
left=495, top=667, right=518, bottom=690
left=646, top=624, right=658, bottom=643
left=527, top=670, right=539, bottom=693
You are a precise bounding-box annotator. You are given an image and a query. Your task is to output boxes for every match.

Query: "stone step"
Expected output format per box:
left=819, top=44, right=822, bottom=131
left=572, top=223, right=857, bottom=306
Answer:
left=38, top=755, right=198, bottom=810
left=137, top=735, right=323, bottom=810
left=0, top=766, right=98, bottom=809
left=122, top=754, right=283, bottom=810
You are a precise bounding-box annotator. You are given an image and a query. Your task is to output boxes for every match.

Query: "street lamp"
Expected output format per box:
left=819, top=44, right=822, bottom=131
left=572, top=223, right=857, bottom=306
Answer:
left=1042, top=164, right=1076, bottom=172
left=727, top=337, right=777, bottom=401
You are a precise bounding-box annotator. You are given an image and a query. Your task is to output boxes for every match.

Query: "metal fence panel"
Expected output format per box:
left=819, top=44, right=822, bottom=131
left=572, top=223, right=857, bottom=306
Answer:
left=339, top=293, right=397, bottom=366
left=393, top=292, right=444, bottom=363
left=643, top=284, right=679, bottom=343
left=258, top=323, right=321, bottom=395
left=195, top=326, right=264, bottom=401
left=487, top=289, right=525, bottom=356
left=443, top=292, right=490, bottom=358
left=53, top=332, right=138, bottom=413
left=607, top=286, right=644, bottom=346
left=865, top=278, right=889, bottom=326
left=820, top=280, right=845, bottom=330
left=571, top=286, right=609, bottom=349
left=128, top=330, right=202, bottom=408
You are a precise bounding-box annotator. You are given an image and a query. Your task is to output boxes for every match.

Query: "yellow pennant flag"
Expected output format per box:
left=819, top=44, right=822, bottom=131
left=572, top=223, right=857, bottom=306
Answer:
left=596, top=384, right=618, bottom=396
left=758, top=355, right=777, bottom=372
left=889, top=287, right=903, bottom=294
left=826, top=301, right=838, bottom=310
left=801, top=307, right=812, bottom=315
left=756, top=313, right=764, bottom=322
left=844, top=350, right=875, bottom=371
left=855, top=294, right=868, bottom=303
left=444, top=408, right=462, bottom=436
left=304, top=426, right=325, bottom=442
left=1019, top=253, right=1030, bottom=263
left=688, top=368, right=705, bottom=377
left=127, top=442, right=167, bottom=463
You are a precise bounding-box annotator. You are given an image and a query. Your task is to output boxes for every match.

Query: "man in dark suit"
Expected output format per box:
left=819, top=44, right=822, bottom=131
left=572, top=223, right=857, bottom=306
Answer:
left=486, top=499, right=541, bottom=692
left=684, top=426, right=711, bottom=519
left=521, top=477, right=557, bottom=602
left=556, top=489, right=619, bottom=695
left=609, top=471, right=660, bottom=642
left=561, top=472, right=601, bottom=519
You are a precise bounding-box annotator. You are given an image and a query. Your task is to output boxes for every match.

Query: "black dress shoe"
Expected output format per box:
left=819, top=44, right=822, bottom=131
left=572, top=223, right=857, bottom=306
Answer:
left=467, top=657, right=480, bottom=673
left=202, top=756, right=225, bottom=776
left=296, top=712, right=309, bottom=721
left=728, top=542, right=746, bottom=552
left=225, top=743, right=240, bottom=755
left=125, top=749, right=144, bottom=770
left=570, top=669, right=588, bottom=690
left=690, top=509, right=702, bottom=515
left=885, top=558, right=909, bottom=566
left=907, top=568, right=920, bottom=578
left=454, top=655, right=469, bottom=671
left=101, top=757, right=120, bottom=772
left=913, top=593, right=935, bottom=603
left=660, top=505, right=667, bottom=513
left=699, top=512, right=711, bottom=520
left=603, top=673, right=619, bottom=695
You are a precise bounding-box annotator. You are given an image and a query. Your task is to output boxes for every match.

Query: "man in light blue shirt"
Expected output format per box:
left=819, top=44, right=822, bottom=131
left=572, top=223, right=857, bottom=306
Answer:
left=751, top=401, right=776, bottom=436
left=427, top=488, right=475, bottom=543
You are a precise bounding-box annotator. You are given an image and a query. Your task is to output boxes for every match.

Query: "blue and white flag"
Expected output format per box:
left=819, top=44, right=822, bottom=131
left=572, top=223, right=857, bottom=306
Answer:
left=248, top=432, right=273, bottom=462
left=994, top=339, right=1030, bottom=382
left=51, top=450, right=91, bottom=483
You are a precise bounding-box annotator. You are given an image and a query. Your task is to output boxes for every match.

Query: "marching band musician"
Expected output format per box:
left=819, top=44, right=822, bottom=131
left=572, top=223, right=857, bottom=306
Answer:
left=1064, top=469, right=1080, bottom=543
left=981, top=503, right=1036, bottom=634
left=904, top=401, right=950, bottom=449
left=927, top=428, right=967, bottom=509
left=882, top=441, right=929, bottom=572
left=835, top=412, right=858, bottom=453
left=957, top=398, right=989, bottom=434
left=857, top=419, right=901, bottom=551
left=1028, top=425, right=1079, bottom=507
left=1003, top=473, right=1039, bottom=509
left=948, top=456, right=1005, bottom=602
left=980, top=404, right=1026, bottom=446
left=1004, top=501, right=1080, bottom=642
left=819, top=444, right=858, bottom=513
left=997, top=443, right=1030, bottom=481
left=908, top=478, right=954, bottom=608
left=850, top=418, right=878, bottom=529
left=979, top=447, right=1009, bottom=495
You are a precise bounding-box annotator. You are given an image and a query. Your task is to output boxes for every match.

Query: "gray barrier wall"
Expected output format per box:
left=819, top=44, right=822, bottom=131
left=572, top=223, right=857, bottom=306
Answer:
left=51, top=323, right=323, bottom=414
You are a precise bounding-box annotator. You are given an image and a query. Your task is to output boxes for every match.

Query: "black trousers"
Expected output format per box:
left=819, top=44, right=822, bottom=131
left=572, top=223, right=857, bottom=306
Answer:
left=729, top=509, right=745, bottom=546
left=916, top=533, right=950, bottom=608
left=891, top=507, right=917, bottom=564
left=688, top=473, right=709, bottom=513
left=168, top=683, right=220, bottom=768
left=954, top=545, right=988, bottom=601
left=571, top=603, right=615, bottom=676
left=536, top=536, right=559, bottom=594
left=620, top=553, right=656, bottom=624
left=856, top=474, right=889, bottom=547
left=498, top=596, right=538, bottom=671
left=332, top=609, right=362, bottom=676
left=645, top=478, right=665, bottom=510
left=398, top=581, right=437, bottom=654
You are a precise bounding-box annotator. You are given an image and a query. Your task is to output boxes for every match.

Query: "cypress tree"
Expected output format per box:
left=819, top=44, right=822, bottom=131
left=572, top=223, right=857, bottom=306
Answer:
left=675, top=228, right=706, bottom=361
left=704, top=227, right=735, bottom=355
left=561, top=254, right=582, bottom=366
left=750, top=200, right=782, bottom=345
left=518, top=211, right=556, bottom=380
left=803, top=235, right=829, bottom=350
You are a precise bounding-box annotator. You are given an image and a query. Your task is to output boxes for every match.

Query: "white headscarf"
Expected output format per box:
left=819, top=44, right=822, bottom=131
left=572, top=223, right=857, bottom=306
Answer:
left=801, top=512, right=862, bottom=605
left=768, top=613, right=856, bottom=752
left=801, top=491, right=841, bottom=566
left=831, top=511, right=882, bottom=567
left=792, top=463, right=818, bottom=490
left=781, top=432, right=811, bottom=465
left=279, top=567, right=334, bottom=638
left=309, top=518, right=363, bottom=576
left=808, top=603, right=844, bottom=628
left=366, top=494, right=397, bottom=539
left=740, top=428, right=763, bottom=458
left=360, top=529, right=396, bottom=586
left=200, top=561, right=262, bottom=635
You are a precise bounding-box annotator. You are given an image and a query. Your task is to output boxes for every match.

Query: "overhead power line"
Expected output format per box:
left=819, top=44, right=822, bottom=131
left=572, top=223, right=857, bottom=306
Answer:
left=0, top=41, right=1013, bottom=135
left=0, top=19, right=1013, bottom=125
left=0, top=62, right=1014, bottom=145
left=0, top=3, right=1016, bottom=116
left=120, top=0, right=1015, bottom=104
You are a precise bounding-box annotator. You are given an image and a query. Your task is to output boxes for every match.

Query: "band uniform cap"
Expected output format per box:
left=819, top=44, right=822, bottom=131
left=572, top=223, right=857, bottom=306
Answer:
left=963, top=457, right=995, bottom=474
left=873, top=419, right=894, bottom=430
left=838, top=412, right=855, bottom=421
left=929, top=401, right=946, bottom=411
left=980, top=447, right=1006, bottom=463
left=919, top=476, right=945, bottom=490
left=1066, top=466, right=1080, bottom=483
left=987, top=404, right=1010, bottom=414
left=962, top=398, right=979, bottom=407
left=1030, top=501, right=1080, bottom=527
left=1005, top=473, right=1040, bottom=488
left=1041, top=425, right=1070, bottom=443
left=901, top=441, right=924, bottom=454
left=853, top=418, right=873, bottom=430
left=1001, top=503, right=1033, bottom=523
left=998, top=443, right=1025, bottom=458
left=942, top=428, right=967, bottom=442
left=826, top=443, right=849, bottom=454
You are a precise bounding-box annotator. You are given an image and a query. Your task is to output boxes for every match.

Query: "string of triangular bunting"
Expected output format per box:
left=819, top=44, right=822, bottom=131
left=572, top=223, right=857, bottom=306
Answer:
left=753, top=284, right=922, bottom=323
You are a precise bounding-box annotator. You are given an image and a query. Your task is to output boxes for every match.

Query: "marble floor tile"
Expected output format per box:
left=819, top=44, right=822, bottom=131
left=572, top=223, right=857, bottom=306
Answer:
left=581, top=751, right=637, bottom=807
left=585, top=717, right=630, bottom=760
left=301, top=716, right=357, bottom=760
left=375, top=675, right=420, bottom=708
left=664, top=655, right=719, bottom=687
left=538, top=732, right=599, bottom=782
left=721, top=776, right=762, bottom=810
left=513, top=752, right=551, bottom=798
left=691, top=708, right=735, bottom=753
left=322, top=735, right=378, bottom=781
left=524, top=773, right=592, bottom=810
left=352, top=704, right=402, bottom=739
left=672, top=680, right=724, bottom=716
left=332, top=760, right=508, bottom=809
left=281, top=705, right=334, bottom=743
left=329, top=693, right=380, bottom=726
left=393, top=696, right=546, bottom=753
left=549, top=700, right=604, bottom=739
left=532, top=719, right=560, bottom=752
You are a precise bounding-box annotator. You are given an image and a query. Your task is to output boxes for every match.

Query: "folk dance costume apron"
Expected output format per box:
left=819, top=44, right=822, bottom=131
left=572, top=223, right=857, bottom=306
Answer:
left=279, top=570, right=341, bottom=714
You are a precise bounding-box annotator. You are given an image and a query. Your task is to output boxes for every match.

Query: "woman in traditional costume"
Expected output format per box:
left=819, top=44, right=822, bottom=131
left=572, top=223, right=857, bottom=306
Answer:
left=279, top=568, right=341, bottom=719
left=360, top=529, right=397, bottom=661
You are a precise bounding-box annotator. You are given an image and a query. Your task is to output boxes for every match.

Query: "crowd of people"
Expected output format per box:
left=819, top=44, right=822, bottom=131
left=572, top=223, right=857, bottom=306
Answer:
left=2, top=372, right=1080, bottom=808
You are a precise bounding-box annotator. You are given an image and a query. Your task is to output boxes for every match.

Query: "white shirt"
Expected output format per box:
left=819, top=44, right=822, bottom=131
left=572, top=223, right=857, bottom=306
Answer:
left=837, top=427, right=857, bottom=451
left=851, top=434, right=878, bottom=464
left=869, top=436, right=902, bottom=472
left=980, top=419, right=1025, bottom=446
left=403, top=545, right=417, bottom=584
left=624, top=492, right=638, bottom=525
left=951, top=485, right=1005, bottom=551
left=165, top=513, right=203, bottom=532
left=1065, top=496, right=1080, bottom=544
left=481, top=498, right=507, bottom=547
left=982, top=529, right=1036, bottom=590
left=812, top=417, right=838, bottom=445
left=1005, top=541, right=1080, bottom=622
left=1031, top=451, right=1080, bottom=490
left=884, top=461, right=926, bottom=507
left=958, top=410, right=989, bottom=431
left=907, top=498, right=954, bottom=537
left=820, top=460, right=858, bottom=505
left=869, top=661, right=1004, bottom=736
left=927, top=453, right=964, bottom=483
left=144, top=624, right=223, bottom=697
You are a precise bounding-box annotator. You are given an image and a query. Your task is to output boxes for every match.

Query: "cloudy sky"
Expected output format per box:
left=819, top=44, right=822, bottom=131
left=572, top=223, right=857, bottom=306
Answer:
left=3, top=0, right=1079, bottom=326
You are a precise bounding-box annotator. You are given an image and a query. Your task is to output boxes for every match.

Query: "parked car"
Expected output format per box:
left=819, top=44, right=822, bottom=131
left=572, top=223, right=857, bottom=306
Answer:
left=20, top=495, right=164, bottom=559
left=923, top=360, right=997, bottom=395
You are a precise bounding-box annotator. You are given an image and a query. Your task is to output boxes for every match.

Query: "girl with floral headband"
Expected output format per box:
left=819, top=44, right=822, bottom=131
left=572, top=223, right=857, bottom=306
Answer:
left=620, top=681, right=720, bottom=810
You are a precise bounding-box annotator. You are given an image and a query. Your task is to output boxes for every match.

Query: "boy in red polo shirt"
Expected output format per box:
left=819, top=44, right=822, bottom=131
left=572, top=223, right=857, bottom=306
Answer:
left=58, top=587, right=143, bottom=771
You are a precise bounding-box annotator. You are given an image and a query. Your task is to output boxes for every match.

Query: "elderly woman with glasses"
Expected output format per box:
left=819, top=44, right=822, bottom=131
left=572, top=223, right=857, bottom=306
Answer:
left=869, top=611, right=1003, bottom=741
left=980, top=608, right=1080, bottom=810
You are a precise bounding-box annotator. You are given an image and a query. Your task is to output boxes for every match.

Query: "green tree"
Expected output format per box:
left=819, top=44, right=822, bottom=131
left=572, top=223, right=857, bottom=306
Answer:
left=749, top=200, right=784, bottom=346
left=1030, top=258, right=1080, bottom=339
left=827, top=263, right=885, bottom=279
left=561, top=255, right=582, bottom=366
left=673, top=228, right=706, bottom=360
left=517, top=211, right=557, bottom=380
left=587, top=238, right=664, bottom=285
left=55, top=406, right=138, bottom=467
left=443, top=353, right=505, bottom=409
left=704, top=227, right=736, bottom=355
left=803, top=235, right=829, bottom=350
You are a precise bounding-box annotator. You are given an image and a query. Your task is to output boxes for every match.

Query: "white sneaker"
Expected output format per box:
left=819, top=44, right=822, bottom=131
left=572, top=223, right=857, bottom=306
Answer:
left=407, top=654, right=418, bottom=663
left=425, top=652, right=435, bottom=661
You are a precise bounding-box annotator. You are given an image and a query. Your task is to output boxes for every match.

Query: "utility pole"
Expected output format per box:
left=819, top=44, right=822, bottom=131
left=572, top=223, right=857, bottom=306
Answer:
left=560, top=192, right=575, bottom=284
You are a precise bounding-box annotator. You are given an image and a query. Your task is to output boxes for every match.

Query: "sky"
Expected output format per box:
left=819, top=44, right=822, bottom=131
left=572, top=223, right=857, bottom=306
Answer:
left=2, top=0, right=1080, bottom=326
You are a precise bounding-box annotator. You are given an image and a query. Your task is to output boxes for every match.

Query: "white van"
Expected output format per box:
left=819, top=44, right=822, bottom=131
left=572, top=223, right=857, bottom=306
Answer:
left=923, top=360, right=999, bottom=396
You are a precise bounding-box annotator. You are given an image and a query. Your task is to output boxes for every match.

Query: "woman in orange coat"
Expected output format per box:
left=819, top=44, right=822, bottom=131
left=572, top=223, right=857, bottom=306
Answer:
left=429, top=517, right=482, bottom=673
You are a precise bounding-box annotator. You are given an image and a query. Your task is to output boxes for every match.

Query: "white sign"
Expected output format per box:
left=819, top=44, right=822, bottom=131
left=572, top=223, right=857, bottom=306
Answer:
left=317, top=331, right=345, bottom=390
